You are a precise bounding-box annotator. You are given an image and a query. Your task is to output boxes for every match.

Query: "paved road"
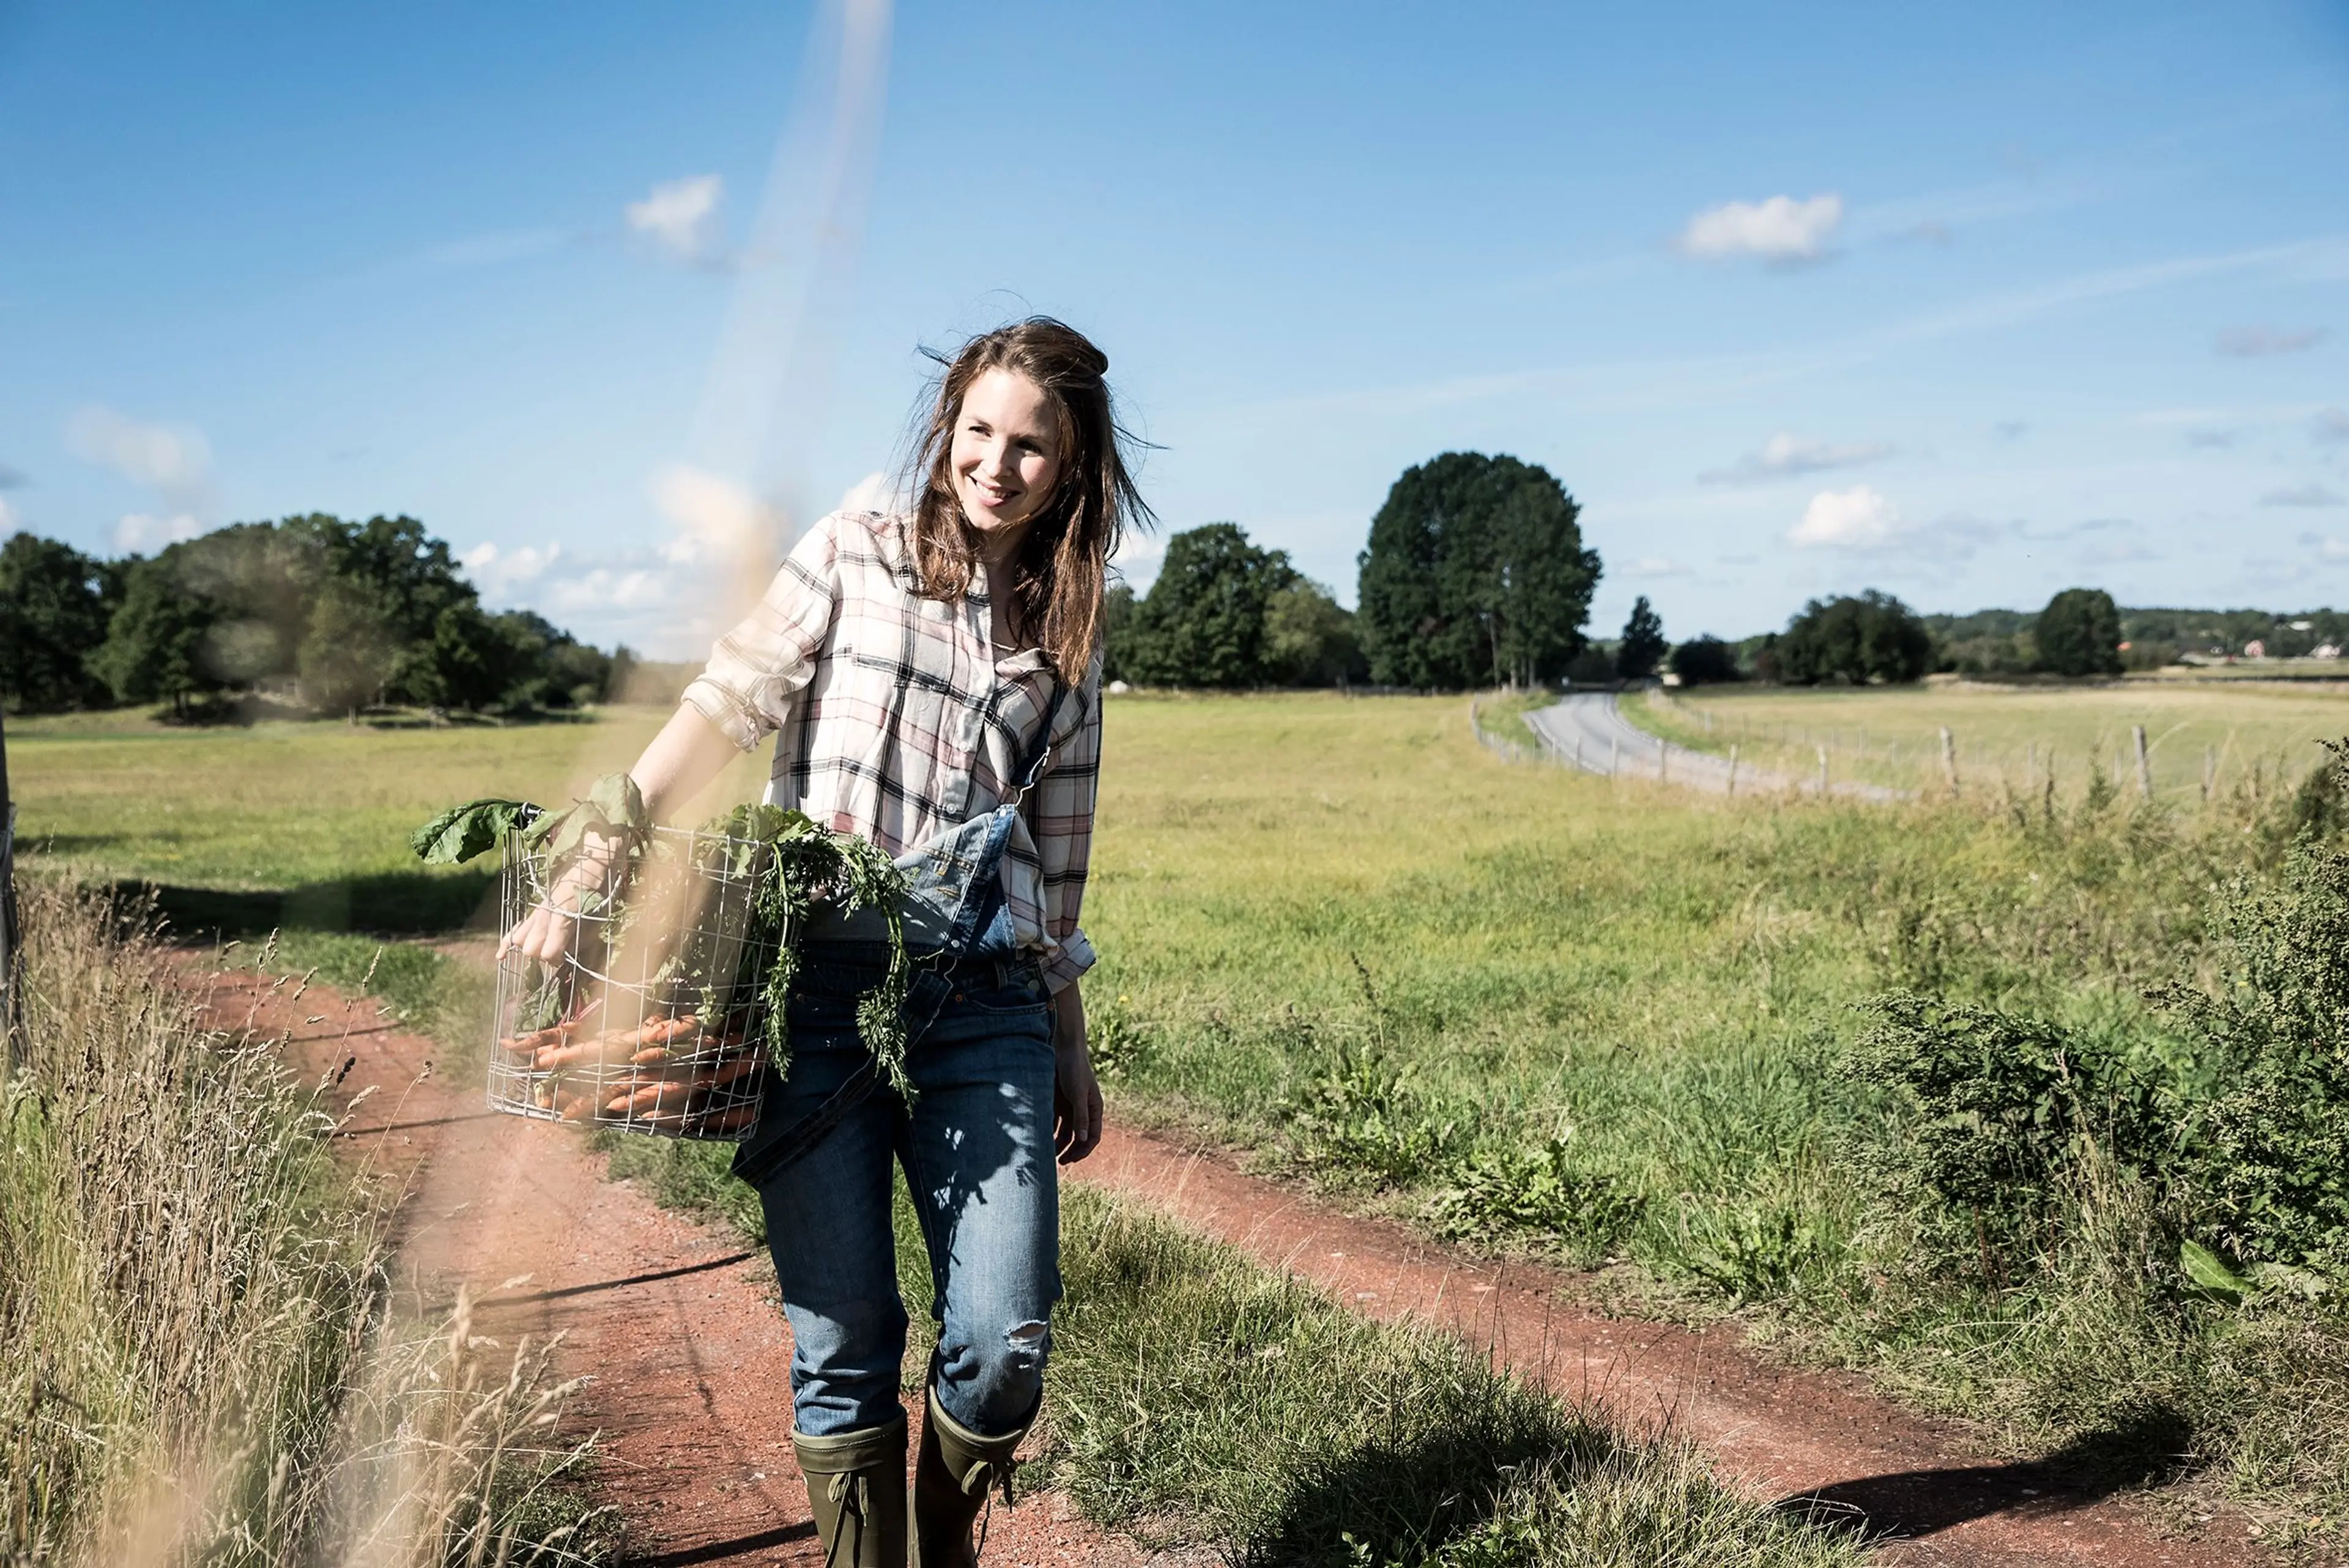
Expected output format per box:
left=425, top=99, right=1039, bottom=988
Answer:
left=1524, top=691, right=1904, bottom=801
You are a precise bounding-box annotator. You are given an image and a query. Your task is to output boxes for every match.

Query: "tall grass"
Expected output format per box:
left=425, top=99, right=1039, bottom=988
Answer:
left=0, top=881, right=608, bottom=1566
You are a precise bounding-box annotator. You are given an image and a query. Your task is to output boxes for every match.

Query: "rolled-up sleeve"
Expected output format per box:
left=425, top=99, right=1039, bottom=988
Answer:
left=1029, top=658, right=1103, bottom=994
left=680, top=513, right=842, bottom=750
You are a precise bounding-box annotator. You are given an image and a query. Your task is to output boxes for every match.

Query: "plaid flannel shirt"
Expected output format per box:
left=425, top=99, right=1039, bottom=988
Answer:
left=681, top=508, right=1102, bottom=993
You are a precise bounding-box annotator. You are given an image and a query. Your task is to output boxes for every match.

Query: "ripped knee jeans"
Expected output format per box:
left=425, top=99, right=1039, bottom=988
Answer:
left=749, top=943, right=1061, bottom=1440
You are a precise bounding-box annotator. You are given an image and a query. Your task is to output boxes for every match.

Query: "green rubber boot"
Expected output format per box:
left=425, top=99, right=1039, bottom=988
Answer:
left=792, top=1414, right=907, bottom=1568
left=913, top=1386, right=1030, bottom=1567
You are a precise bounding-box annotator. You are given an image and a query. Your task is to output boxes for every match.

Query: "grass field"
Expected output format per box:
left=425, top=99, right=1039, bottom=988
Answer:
left=1620, top=678, right=2349, bottom=802
left=18, top=687, right=2349, bottom=1547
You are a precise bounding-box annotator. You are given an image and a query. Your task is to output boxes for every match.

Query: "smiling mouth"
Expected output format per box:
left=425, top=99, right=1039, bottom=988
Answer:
left=968, top=476, right=1017, bottom=508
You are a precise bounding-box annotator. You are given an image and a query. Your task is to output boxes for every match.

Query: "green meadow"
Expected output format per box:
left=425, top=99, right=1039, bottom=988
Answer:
left=18, top=683, right=2349, bottom=1545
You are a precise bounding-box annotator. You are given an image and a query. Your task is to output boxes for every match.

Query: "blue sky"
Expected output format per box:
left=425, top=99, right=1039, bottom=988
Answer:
left=4, top=1, right=2346, bottom=657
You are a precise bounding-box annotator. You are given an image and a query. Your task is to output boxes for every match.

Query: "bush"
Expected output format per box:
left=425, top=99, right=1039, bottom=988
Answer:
left=1666, top=636, right=1740, bottom=686
left=1778, top=591, right=1934, bottom=685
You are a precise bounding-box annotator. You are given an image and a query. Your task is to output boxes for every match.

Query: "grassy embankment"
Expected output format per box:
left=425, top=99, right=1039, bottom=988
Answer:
left=1616, top=679, right=2347, bottom=802
left=12, top=705, right=1866, bottom=1566
left=0, top=880, right=607, bottom=1566
left=22, top=687, right=2349, bottom=1545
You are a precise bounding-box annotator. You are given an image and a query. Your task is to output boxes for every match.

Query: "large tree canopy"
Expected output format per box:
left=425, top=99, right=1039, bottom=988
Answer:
left=1778, top=591, right=1935, bottom=685
left=1356, top=452, right=1600, bottom=689
left=2034, top=586, right=2124, bottom=677
left=0, top=533, right=121, bottom=712
left=31, top=511, right=617, bottom=719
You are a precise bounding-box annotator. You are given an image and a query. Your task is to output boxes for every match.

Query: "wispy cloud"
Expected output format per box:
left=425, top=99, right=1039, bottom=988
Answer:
left=68, top=406, right=213, bottom=507
left=2261, top=483, right=2345, bottom=508
left=1622, top=557, right=1694, bottom=579
left=1699, top=432, right=1891, bottom=485
left=1674, top=194, right=1842, bottom=264
left=2185, top=429, right=2237, bottom=448
left=1992, top=420, right=2030, bottom=441
left=2217, top=324, right=2328, bottom=357
left=0, top=497, right=18, bottom=534
left=2317, top=408, right=2349, bottom=446
left=1786, top=486, right=1996, bottom=559
left=626, top=174, right=726, bottom=266
left=423, top=229, right=571, bottom=270
left=0, top=463, right=24, bottom=490
left=113, top=512, right=202, bottom=552
left=460, top=541, right=564, bottom=599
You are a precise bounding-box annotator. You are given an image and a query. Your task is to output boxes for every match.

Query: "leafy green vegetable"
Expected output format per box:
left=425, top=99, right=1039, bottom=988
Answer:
left=409, top=799, right=538, bottom=865
left=415, top=777, right=913, bottom=1106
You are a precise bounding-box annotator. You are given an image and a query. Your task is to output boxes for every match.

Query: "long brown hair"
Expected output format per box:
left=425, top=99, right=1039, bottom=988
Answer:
left=905, top=318, right=1152, bottom=682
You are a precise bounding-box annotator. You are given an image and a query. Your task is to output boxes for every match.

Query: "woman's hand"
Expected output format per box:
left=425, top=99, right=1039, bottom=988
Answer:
left=497, top=829, right=624, bottom=966
left=1051, top=983, right=1103, bottom=1164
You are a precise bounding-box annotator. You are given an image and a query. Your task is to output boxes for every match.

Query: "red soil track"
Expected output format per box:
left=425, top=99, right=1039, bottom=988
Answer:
left=199, top=966, right=1151, bottom=1567
left=199, top=963, right=2262, bottom=1567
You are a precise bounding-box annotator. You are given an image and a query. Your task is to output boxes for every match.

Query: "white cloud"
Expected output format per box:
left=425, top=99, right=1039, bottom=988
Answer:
left=69, top=406, right=213, bottom=502
left=2217, top=324, right=2327, bottom=357
left=1675, top=194, right=1842, bottom=263
left=2262, top=483, right=2345, bottom=508
left=1622, top=557, right=1694, bottom=579
left=837, top=471, right=896, bottom=515
left=626, top=174, right=724, bottom=264
left=1699, top=432, right=1893, bottom=484
left=0, top=497, right=18, bottom=534
left=549, top=567, right=673, bottom=613
left=113, top=512, right=202, bottom=552
left=461, top=541, right=563, bottom=597
left=2298, top=532, right=2349, bottom=561
left=1788, top=486, right=1904, bottom=550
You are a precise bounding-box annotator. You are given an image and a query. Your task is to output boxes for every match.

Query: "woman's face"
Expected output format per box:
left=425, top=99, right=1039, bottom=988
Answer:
left=951, top=368, right=1061, bottom=543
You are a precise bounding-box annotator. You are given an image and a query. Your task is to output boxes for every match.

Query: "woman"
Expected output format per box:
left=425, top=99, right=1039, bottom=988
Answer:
left=502, top=318, right=1145, bottom=1566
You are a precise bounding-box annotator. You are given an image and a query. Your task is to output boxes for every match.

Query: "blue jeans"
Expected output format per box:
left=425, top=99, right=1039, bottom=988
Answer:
left=749, top=944, right=1061, bottom=1440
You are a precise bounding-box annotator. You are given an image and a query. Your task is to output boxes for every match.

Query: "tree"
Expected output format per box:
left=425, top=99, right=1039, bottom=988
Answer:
left=1356, top=453, right=1600, bottom=689
left=1667, top=635, right=1742, bottom=686
left=2033, top=586, right=2123, bottom=678
left=1120, top=523, right=1293, bottom=687
left=1100, top=582, right=1138, bottom=684
left=0, top=533, right=120, bottom=711
left=299, top=577, right=400, bottom=716
left=1616, top=596, right=1667, bottom=679
left=91, top=557, right=220, bottom=714
left=1778, top=591, right=1935, bottom=685
left=1261, top=578, right=1364, bottom=687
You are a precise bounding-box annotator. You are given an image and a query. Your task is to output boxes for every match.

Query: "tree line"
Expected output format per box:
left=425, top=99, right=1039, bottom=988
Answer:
left=0, top=515, right=618, bottom=718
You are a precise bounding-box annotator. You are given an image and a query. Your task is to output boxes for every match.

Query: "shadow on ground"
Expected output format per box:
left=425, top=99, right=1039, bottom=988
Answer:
left=1776, top=1405, right=2196, bottom=1542
left=106, top=870, right=498, bottom=940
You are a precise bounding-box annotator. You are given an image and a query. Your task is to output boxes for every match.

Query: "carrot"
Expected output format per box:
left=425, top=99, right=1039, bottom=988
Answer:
left=692, top=1056, right=761, bottom=1092
left=629, top=1045, right=672, bottom=1066
left=500, top=998, right=603, bottom=1053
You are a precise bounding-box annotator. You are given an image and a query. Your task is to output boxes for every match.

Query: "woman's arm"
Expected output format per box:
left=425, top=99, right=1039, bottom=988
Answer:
left=498, top=514, right=847, bottom=966
left=498, top=705, right=743, bottom=963
left=1051, top=983, right=1102, bottom=1164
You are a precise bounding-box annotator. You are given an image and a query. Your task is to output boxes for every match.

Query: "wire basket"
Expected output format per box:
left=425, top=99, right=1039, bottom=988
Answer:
left=488, top=822, right=789, bottom=1142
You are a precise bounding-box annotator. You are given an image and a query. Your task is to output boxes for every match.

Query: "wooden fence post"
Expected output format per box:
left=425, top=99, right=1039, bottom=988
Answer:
left=2133, top=725, right=2152, bottom=800
left=1940, top=727, right=1959, bottom=797
left=1727, top=743, right=1740, bottom=796
left=1816, top=744, right=1828, bottom=794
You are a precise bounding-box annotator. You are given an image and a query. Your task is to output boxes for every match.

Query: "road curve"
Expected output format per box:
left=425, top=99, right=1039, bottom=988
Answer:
left=1524, top=691, right=1904, bottom=801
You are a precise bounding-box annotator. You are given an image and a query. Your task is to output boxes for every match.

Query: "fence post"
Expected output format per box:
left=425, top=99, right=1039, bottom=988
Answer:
left=1574, top=734, right=1584, bottom=771
left=1817, top=744, right=1828, bottom=794
left=1940, top=727, right=1959, bottom=797
left=2133, top=725, right=2152, bottom=800
left=1657, top=734, right=1667, bottom=782
left=1727, top=742, right=1740, bottom=796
